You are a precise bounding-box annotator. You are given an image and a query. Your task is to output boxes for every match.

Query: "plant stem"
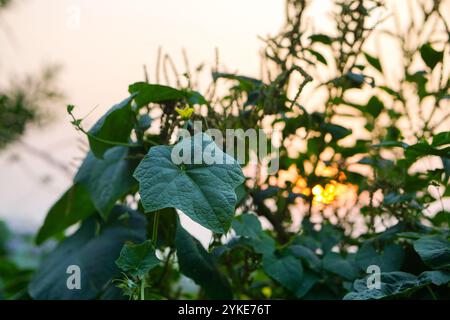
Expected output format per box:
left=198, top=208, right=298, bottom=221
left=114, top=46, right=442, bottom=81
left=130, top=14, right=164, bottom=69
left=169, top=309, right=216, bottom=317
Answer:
left=152, top=211, right=160, bottom=246
left=426, top=285, right=438, bottom=300
left=140, top=277, right=146, bottom=300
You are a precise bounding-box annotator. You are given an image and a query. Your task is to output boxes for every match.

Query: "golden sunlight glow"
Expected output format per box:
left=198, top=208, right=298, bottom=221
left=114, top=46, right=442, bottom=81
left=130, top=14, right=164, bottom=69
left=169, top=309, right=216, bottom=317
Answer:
left=270, top=163, right=357, bottom=206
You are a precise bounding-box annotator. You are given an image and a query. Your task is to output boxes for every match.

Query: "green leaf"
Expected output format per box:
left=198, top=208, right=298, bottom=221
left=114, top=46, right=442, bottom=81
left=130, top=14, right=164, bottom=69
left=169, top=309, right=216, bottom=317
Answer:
left=344, top=272, right=421, bottom=300
left=419, top=270, right=450, bottom=286
left=420, top=44, right=444, bottom=70
left=288, top=245, right=321, bottom=270
left=238, top=232, right=276, bottom=256
left=88, top=95, right=135, bottom=159
left=175, top=223, right=232, bottom=299
left=295, top=270, right=319, bottom=298
left=29, top=206, right=146, bottom=299
left=74, top=147, right=138, bottom=219
left=128, top=82, right=185, bottom=107
left=232, top=213, right=262, bottom=239
left=355, top=242, right=405, bottom=272
left=323, top=252, right=359, bottom=281
left=134, top=133, right=245, bottom=233
left=263, top=255, right=303, bottom=295
left=372, top=141, right=409, bottom=148
left=413, top=236, right=450, bottom=269
left=36, top=184, right=96, bottom=245
left=115, top=240, right=160, bottom=278
left=363, top=52, right=382, bottom=72
left=309, top=34, right=333, bottom=45
left=432, top=131, right=450, bottom=147
left=320, top=123, right=351, bottom=140
left=366, top=96, right=383, bottom=118
left=306, top=48, right=327, bottom=65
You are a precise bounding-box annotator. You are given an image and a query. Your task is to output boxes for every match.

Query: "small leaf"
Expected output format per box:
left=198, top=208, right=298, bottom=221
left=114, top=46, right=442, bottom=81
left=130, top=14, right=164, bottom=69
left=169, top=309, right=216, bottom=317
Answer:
left=420, top=43, right=444, bottom=70
left=321, top=123, right=352, bottom=140
left=134, top=133, right=245, bottom=233
left=309, top=34, right=333, bottom=45
left=363, top=52, right=382, bottom=72
left=175, top=223, right=232, bottom=299
left=232, top=213, right=262, bottom=239
left=366, top=96, right=383, bottom=118
left=128, top=82, right=185, bottom=107
left=306, top=48, right=327, bottom=65
left=36, top=184, right=96, bottom=245
left=115, top=240, right=160, bottom=278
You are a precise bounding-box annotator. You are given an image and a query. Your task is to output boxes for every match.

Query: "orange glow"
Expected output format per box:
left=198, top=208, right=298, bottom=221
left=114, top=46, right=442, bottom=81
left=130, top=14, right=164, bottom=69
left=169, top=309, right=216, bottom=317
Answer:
left=270, top=163, right=357, bottom=206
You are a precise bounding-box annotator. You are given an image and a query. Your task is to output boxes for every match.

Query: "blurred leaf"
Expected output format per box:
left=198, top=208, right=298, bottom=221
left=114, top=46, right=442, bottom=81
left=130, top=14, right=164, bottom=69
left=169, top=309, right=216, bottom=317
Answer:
left=363, top=52, right=382, bottom=72
left=29, top=207, right=146, bottom=299
left=175, top=223, right=232, bottom=299
left=36, top=184, right=96, bottom=245
left=420, top=44, right=443, bottom=70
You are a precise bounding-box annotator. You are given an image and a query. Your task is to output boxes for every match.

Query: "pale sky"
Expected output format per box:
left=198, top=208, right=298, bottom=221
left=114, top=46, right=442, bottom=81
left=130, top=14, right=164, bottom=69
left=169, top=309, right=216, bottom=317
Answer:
left=0, top=0, right=287, bottom=236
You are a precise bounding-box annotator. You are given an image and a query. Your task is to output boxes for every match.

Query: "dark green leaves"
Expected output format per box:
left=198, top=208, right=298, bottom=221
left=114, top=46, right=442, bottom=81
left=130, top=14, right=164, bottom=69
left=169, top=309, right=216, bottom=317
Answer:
left=175, top=224, right=232, bottom=299
left=309, top=34, right=333, bottom=45
left=129, top=82, right=185, bottom=108
left=88, top=95, right=135, bottom=159
left=363, top=52, right=382, bottom=73
left=263, top=255, right=304, bottom=297
left=413, top=236, right=450, bottom=269
left=322, top=252, right=359, bottom=281
left=29, top=207, right=146, bottom=299
left=134, top=133, right=245, bottom=233
left=420, top=44, right=444, bottom=70
left=115, top=240, right=160, bottom=278
left=74, top=147, right=138, bottom=219
left=36, top=184, right=96, bottom=245
left=366, top=96, right=384, bottom=118
left=320, top=123, right=352, bottom=140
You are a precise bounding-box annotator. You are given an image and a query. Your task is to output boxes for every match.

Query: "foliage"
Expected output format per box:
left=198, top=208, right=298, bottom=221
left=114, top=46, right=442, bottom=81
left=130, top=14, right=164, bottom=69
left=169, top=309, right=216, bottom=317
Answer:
left=2, top=0, right=450, bottom=300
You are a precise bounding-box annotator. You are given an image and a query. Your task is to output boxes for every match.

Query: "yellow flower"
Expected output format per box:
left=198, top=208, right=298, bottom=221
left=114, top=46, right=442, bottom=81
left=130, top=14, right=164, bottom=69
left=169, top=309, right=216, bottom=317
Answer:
left=175, top=106, right=194, bottom=119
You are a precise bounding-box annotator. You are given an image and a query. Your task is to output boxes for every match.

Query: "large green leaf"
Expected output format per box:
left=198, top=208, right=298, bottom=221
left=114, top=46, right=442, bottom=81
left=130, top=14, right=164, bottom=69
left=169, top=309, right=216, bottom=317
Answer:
left=128, top=82, right=185, bottom=108
left=35, top=184, right=96, bottom=245
left=263, top=255, right=304, bottom=296
left=413, top=236, right=450, bottom=269
left=134, top=133, right=245, bottom=233
left=74, top=147, right=138, bottom=219
left=288, top=245, right=321, bottom=270
left=29, top=207, right=146, bottom=299
left=88, top=95, right=135, bottom=159
left=175, top=223, right=232, bottom=299
left=115, top=240, right=160, bottom=278
left=344, top=270, right=450, bottom=300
